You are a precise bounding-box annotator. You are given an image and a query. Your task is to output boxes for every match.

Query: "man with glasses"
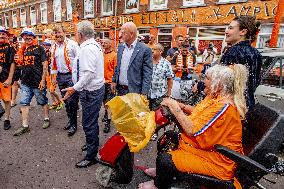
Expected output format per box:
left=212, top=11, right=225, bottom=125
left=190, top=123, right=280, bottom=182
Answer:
left=51, top=26, right=80, bottom=136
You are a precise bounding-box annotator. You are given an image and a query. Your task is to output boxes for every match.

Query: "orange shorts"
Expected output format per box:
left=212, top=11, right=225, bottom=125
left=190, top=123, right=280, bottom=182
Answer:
left=46, top=74, right=57, bottom=93
left=0, top=82, right=12, bottom=101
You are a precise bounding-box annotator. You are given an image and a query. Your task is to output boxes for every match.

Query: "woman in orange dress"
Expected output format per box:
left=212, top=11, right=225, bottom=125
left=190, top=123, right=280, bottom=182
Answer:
left=139, top=64, right=248, bottom=189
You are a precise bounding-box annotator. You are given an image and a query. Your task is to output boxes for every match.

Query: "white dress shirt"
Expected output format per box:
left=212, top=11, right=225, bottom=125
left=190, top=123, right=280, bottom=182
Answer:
left=73, top=38, right=105, bottom=92
left=119, top=39, right=137, bottom=86
left=50, top=38, right=80, bottom=75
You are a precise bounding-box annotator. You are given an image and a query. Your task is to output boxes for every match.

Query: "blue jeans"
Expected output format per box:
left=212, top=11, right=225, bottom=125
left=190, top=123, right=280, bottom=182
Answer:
left=20, top=84, right=48, bottom=106
left=80, top=85, right=105, bottom=160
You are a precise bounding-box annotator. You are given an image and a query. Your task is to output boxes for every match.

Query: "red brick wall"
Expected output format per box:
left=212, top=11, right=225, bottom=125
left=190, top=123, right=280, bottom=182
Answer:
left=47, top=0, right=54, bottom=24
left=0, top=0, right=279, bottom=32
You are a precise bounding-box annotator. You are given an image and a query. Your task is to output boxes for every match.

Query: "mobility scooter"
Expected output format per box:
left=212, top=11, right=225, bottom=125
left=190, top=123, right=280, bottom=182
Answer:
left=95, top=103, right=284, bottom=188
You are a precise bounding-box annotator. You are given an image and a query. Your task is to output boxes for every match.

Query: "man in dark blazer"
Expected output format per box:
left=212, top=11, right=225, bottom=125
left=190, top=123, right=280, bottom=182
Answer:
left=112, top=22, right=153, bottom=96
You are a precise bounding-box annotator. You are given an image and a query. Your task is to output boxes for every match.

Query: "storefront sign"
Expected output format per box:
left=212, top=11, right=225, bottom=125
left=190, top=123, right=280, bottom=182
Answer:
left=93, top=0, right=279, bottom=28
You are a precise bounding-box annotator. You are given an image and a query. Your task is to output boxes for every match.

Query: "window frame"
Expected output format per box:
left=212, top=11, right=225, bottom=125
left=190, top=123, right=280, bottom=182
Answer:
left=149, top=0, right=168, bottom=11
left=20, top=8, right=26, bottom=27
left=12, top=10, right=17, bottom=28
left=217, top=0, right=244, bottom=3
left=101, top=0, right=114, bottom=16
left=4, top=12, right=9, bottom=28
left=30, top=5, right=37, bottom=26
left=40, top=2, right=48, bottom=24
left=183, top=0, right=205, bottom=7
left=84, top=0, right=95, bottom=18
left=66, top=0, right=73, bottom=21
left=125, top=0, right=139, bottom=13
left=53, top=0, right=62, bottom=22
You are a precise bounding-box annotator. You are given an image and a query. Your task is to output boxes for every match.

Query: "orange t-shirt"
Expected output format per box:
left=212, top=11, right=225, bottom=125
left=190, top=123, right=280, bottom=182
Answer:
left=169, top=96, right=243, bottom=188
left=104, top=51, right=117, bottom=83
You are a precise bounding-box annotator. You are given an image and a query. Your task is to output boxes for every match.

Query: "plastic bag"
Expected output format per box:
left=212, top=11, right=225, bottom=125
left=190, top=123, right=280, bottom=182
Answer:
left=106, top=93, right=156, bottom=152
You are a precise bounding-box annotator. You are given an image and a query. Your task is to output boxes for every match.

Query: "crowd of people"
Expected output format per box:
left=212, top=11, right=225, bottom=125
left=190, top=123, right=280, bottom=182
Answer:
left=0, top=15, right=263, bottom=188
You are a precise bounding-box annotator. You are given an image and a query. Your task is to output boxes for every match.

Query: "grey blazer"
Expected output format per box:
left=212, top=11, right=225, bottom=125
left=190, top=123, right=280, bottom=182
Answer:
left=113, top=42, right=153, bottom=95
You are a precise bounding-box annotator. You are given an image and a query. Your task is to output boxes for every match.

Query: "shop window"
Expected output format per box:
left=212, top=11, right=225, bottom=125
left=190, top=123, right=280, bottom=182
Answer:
left=40, top=2, right=47, bottom=24
left=158, top=28, right=172, bottom=57
left=138, top=29, right=150, bottom=36
left=53, top=0, right=62, bottom=22
left=125, top=0, right=139, bottom=13
left=20, top=8, right=26, bottom=27
left=84, top=0, right=94, bottom=18
left=4, top=12, right=9, bottom=28
left=183, top=0, right=204, bottom=7
left=102, top=0, right=113, bottom=16
left=197, top=27, right=226, bottom=54
left=150, top=0, right=168, bottom=10
left=66, top=0, right=72, bottom=20
left=12, top=10, right=17, bottom=28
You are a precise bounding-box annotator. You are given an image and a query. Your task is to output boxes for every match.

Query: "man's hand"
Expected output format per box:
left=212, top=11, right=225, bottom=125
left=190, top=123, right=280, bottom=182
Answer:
left=38, top=79, right=46, bottom=90
left=3, top=78, right=12, bottom=87
left=61, top=87, right=76, bottom=101
left=111, top=82, right=117, bottom=94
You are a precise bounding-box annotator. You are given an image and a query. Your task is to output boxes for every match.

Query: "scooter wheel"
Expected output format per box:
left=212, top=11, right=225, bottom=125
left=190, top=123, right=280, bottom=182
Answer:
left=95, top=164, right=114, bottom=187
left=114, top=145, right=134, bottom=184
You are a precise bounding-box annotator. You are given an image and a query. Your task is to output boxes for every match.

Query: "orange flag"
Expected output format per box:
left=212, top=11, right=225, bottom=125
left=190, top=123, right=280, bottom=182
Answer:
left=269, top=0, right=284, bottom=48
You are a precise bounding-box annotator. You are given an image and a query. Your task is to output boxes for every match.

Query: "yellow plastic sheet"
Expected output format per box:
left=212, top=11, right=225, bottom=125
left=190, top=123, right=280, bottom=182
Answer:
left=106, top=93, right=156, bottom=153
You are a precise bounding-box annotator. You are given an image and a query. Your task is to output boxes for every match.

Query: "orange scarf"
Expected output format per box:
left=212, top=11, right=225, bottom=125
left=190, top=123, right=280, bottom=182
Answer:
left=175, top=53, right=194, bottom=78
left=16, top=39, right=38, bottom=66
left=51, top=39, right=72, bottom=73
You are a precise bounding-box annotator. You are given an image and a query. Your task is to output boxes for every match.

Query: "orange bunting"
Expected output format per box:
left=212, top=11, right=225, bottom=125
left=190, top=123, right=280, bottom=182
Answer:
left=269, top=0, right=284, bottom=48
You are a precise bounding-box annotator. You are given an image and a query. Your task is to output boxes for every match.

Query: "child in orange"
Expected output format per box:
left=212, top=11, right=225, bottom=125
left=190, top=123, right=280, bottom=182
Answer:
left=43, top=39, right=63, bottom=111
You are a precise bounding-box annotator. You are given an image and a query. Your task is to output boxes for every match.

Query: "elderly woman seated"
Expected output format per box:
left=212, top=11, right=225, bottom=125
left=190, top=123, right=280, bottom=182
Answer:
left=139, top=64, right=248, bottom=189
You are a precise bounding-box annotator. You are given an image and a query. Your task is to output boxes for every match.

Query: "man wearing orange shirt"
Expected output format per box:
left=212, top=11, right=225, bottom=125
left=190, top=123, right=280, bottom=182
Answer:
left=102, top=38, right=117, bottom=133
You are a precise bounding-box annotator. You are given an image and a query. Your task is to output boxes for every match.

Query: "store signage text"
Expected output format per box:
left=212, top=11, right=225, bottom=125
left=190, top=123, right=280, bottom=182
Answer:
left=94, top=0, right=278, bottom=28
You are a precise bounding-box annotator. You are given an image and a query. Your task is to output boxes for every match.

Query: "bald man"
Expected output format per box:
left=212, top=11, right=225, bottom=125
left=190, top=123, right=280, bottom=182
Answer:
left=112, top=22, right=153, bottom=96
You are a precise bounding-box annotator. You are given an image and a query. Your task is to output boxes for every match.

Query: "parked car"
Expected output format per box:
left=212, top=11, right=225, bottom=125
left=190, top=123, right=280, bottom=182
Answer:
left=255, top=48, right=284, bottom=113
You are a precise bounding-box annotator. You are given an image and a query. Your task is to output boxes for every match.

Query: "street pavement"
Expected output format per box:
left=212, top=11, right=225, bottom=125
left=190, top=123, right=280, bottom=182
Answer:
left=0, top=97, right=284, bottom=189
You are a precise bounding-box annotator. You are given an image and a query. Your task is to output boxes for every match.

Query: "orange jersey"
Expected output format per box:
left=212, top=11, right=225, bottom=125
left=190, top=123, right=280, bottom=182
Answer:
left=104, top=51, right=117, bottom=83
left=175, top=53, right=194, bottom=78
left=169, top=96, right=243, bottom=188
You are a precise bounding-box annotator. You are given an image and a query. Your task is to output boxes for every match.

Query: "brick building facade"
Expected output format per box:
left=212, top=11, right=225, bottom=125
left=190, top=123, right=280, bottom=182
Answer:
left=0, top=0, right=283, bottom=52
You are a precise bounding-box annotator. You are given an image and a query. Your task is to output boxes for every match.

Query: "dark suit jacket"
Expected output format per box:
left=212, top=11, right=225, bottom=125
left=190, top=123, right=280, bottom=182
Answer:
left=113, top=41, right=153, bottom=95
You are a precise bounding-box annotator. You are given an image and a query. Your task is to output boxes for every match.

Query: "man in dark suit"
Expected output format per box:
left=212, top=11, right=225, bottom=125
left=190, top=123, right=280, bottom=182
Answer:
left=112, top=22, right=153, bottom=96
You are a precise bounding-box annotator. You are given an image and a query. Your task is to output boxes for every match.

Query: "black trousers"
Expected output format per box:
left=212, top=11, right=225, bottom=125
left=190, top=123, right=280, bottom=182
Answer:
left=155, top=152, right=179, bottom=189
left=56, top=73, right=79, bottom=127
